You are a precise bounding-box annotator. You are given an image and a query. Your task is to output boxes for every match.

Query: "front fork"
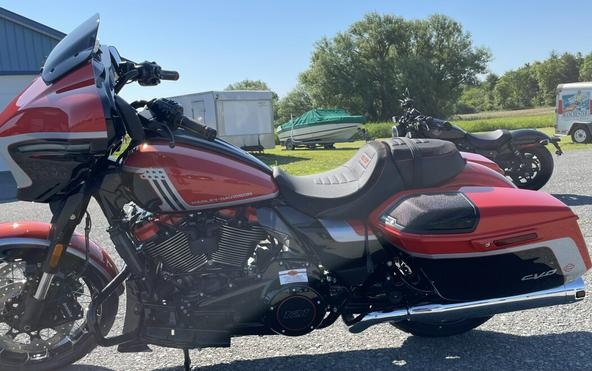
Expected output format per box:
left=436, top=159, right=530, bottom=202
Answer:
left=19, top=191, right=92, bottom=329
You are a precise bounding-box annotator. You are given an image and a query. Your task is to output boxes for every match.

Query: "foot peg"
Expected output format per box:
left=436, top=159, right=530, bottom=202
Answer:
left=117, top=341, right=152, bottom=353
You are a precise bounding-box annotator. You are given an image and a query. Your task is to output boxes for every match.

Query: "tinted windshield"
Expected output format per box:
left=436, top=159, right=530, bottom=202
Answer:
left=41, top=14, right=100, bottom=84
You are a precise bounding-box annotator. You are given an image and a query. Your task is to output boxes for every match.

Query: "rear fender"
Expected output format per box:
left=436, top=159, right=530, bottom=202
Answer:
left=511, top=128, right=562, bottom=154
left=511, top=129, right=553, bottom=146
left=0, top=221, right=119, bottom=284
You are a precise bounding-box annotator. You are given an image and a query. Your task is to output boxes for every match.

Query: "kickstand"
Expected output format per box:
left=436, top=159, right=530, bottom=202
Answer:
left=183, top=348, right=191, bottom=371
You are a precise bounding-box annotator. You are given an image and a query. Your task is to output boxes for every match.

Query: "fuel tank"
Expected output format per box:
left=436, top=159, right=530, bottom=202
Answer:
left=122, top=140, right=278, bottom=212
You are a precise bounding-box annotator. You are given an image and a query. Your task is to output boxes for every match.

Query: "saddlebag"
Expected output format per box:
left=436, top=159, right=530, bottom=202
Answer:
left=374, top=187, right=591, bottom=301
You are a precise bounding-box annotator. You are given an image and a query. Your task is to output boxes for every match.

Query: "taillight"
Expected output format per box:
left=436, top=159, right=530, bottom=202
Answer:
left=558, top=99, right=563, bottom=114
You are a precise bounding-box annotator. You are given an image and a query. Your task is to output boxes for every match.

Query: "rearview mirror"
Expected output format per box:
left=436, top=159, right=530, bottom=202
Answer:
left=392, top=125, right=399, bottom=138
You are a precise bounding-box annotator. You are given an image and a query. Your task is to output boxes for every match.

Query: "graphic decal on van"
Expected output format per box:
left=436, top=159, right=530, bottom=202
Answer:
left=561, top=90, right=590, bottom=117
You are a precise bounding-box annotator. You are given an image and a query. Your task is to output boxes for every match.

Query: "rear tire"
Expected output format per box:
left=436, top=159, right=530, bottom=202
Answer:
left=571, top=126, right=591, bottom=144
left=391, top=316, right=492, bottom=338
left=505, top=146, right=554, bottom=190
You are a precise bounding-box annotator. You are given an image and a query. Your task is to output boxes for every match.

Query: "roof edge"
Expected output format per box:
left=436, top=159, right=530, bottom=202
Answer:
left=0, top=7, right=65, bottom=41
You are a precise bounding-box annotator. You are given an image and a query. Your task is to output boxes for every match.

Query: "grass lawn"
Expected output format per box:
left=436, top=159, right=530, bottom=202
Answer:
left=256, top=128, right=592, bottom=176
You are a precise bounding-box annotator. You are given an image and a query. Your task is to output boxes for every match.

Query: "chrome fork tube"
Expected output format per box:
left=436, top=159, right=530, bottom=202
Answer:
left=33, top=272, right=55, bottom=300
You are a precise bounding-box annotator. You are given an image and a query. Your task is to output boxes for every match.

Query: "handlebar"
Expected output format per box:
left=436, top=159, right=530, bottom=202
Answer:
left=180, top=116, right=217, bottom=141
left=147, top=98, right=217, bottom=141
left=160, top=70, right=179, bottom=81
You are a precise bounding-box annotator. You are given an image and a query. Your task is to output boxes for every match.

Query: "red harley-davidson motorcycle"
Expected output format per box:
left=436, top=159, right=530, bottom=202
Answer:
left=0, top=15, right=589, bottom=370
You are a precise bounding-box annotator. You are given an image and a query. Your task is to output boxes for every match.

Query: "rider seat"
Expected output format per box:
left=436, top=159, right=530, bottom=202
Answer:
left=466, top=129, right=512, bottom=150
left=273, top=139, right=465, bottom=219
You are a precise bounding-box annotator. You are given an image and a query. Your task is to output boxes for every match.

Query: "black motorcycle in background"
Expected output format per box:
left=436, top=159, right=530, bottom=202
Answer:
left=393, top=98, right=563, bottom=190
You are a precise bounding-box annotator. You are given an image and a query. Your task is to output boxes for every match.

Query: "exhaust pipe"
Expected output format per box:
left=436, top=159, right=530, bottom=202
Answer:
left=349, top=277, right=586, bottom=334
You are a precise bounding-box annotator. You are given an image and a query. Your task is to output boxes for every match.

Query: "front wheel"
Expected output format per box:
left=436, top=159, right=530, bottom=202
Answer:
left=391, top=316, right=492, bottom=338
left=502, top=146, right=554, bottom=190
left=0, top=246, right=118, bottom=371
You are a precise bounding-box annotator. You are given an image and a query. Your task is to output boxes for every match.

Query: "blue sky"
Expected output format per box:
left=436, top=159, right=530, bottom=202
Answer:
left=3, top=1, right=592, bottom=100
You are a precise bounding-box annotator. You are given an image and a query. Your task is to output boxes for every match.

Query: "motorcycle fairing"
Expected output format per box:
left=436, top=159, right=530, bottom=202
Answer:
left=0, top=61, right=113, bottom=202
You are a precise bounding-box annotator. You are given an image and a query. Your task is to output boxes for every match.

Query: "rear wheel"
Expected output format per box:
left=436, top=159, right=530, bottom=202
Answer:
left=0, top=246, right=118, bottom=371
left=502, top=146, right=554, bottom=190
left=571, top=126, right=591, bottom=144
left=391, top=316, right=492, bottom=338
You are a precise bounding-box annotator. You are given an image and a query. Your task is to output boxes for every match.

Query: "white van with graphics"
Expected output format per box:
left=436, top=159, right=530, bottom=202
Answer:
left=556, top=82, right=592, bottom=143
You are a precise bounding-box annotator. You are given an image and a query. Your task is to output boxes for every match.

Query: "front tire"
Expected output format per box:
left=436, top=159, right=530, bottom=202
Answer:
left=504, top=146, right=554, bottom=190
left=392, top=316, right=492, bottom=338
left=0, top=246, right=118, bottom=371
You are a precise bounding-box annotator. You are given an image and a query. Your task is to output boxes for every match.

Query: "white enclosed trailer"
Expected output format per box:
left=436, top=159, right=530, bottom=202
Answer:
left=169, top=91, right=275, bottom=150
left=555, top=82, right=592, bottom=143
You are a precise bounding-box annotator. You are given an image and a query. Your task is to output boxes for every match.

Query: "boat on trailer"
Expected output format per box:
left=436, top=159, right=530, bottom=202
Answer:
left=277, top=109, right=366, bottom=149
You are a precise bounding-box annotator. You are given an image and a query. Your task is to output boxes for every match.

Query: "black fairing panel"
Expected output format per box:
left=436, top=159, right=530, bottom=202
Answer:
left=10, top=139, right=101, bottom=202
left=272, top=206, right=380, bottom=287
left=415, top=247, right=563, bottom=301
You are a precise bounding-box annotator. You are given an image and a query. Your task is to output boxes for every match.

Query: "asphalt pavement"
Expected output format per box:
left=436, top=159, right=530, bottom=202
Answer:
left=1, top=149, right=592, bottom=370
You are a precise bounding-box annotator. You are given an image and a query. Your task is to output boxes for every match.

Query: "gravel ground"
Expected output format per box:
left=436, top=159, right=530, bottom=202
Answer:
left=1, top=149, right=592, bottom=370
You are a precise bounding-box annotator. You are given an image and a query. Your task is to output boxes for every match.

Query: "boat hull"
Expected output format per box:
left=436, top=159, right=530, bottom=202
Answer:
left=277, top=122, right=361, bottom=143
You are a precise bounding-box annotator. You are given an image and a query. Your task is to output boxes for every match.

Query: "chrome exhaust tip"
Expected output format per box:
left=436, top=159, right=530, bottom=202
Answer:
left=349, top=277, right=585, bottom=334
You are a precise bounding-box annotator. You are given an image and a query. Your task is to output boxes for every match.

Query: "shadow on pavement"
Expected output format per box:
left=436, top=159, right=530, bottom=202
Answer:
left=64, top=366, right=115, bottom=371
left=154, top=330, right=592, bottom=371
left=553, top=193, right=592, bottom=206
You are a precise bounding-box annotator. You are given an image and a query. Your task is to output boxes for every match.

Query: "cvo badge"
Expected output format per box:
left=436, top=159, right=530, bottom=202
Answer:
left=521, top=269, right=557, bottom=281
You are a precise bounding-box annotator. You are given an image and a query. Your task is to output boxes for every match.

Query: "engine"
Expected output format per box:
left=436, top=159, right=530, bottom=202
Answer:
left=131, top=207, right=266, bottom=273
left=124, top=205, right=331, bottom=342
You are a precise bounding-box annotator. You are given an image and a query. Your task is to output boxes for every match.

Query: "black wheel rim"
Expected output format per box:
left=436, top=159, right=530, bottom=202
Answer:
left=505, top=151, right=542, bottom=186
left=0, top=250, right=97, bottom=364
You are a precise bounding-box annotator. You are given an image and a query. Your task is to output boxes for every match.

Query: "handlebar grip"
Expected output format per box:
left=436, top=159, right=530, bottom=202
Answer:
left=180, top=116, right=217, bottom=141
left=160, top=70, right=179, bottom=81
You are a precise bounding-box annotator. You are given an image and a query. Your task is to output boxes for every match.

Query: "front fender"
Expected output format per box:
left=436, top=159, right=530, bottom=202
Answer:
left=0, top=221, right=119, bottom=283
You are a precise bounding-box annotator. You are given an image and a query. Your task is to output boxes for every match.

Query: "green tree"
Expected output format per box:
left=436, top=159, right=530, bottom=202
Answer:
left=493, top=65, right=538, bottom=110
left=300, top=13, right=490, bottom=120
left=579, top=52, right=592, bottom=81
left=276, top=85, right=314, bottom=125
left=225, top=79, right=279, bottom=118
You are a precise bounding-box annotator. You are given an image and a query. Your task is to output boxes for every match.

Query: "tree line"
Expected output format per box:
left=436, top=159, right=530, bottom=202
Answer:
left=457, top=52, right=592, bottom=113
left=225, top=13, right=589, bottom=123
